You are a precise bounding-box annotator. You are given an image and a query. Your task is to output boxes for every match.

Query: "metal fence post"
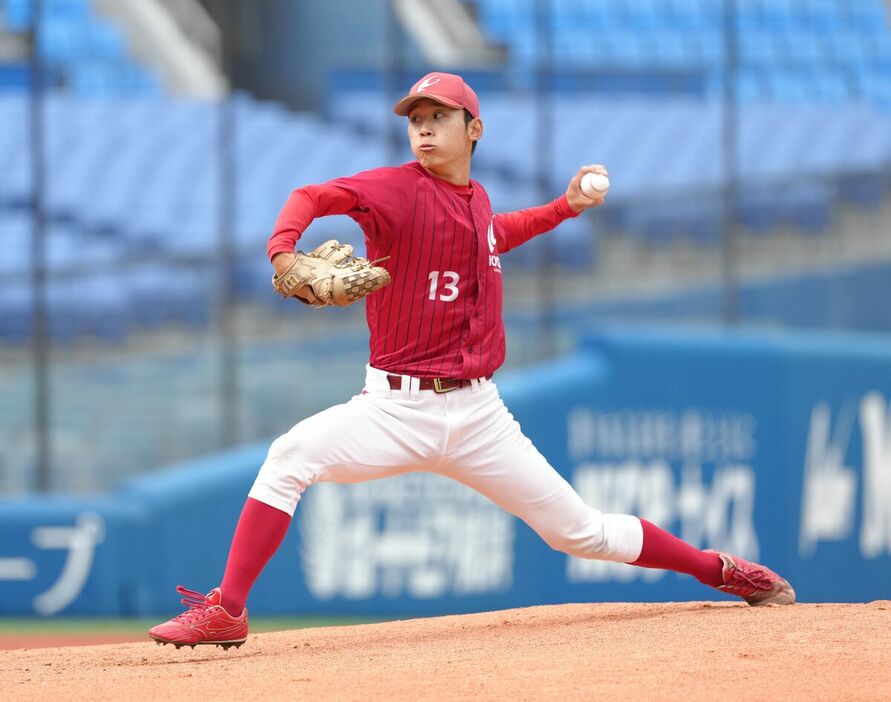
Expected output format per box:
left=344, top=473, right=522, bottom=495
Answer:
left=29, top=0, right=51, bottom=491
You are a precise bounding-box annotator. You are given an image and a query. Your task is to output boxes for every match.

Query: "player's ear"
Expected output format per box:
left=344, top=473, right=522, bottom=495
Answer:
left=467, top=117, right=483, bottom=143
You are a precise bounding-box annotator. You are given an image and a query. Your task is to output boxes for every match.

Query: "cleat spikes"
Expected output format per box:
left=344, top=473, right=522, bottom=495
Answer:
left=218, top=641, right=244, bottom=651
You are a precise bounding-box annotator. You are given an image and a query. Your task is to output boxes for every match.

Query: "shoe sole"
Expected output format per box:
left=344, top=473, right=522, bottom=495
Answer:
left=150, top=635, right=246, bottom=650
left=746, top=580, right=797, bottom=606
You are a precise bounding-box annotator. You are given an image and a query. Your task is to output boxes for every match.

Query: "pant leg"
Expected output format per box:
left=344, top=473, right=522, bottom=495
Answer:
left=439, top=382, right=643, bottom=563
left=250, top=378, right=448, bottom=516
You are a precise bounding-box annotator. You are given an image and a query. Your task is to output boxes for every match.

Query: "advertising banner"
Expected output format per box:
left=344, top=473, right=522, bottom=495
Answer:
left=2, top=328, right=889, bottom=615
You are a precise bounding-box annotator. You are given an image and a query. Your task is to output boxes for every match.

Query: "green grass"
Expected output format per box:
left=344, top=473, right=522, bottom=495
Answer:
left=0, top=616, right=386, bottom=635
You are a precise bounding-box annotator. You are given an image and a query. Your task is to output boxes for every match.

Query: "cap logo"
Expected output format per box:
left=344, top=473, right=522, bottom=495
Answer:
left=416, top=76, right=441, bottom=93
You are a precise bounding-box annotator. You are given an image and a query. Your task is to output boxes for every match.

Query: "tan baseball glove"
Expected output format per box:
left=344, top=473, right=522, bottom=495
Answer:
left=271, top=240, right=391, bottom=308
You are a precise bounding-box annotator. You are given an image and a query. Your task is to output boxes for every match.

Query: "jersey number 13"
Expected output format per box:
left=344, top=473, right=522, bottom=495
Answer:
left=428, top=271, right=460, bottom=302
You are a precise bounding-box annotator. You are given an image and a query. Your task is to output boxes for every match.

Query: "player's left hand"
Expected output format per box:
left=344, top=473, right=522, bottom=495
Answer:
left=272, top=240, right=391, bottom=307
left=566, top=164, right=608, bottom=213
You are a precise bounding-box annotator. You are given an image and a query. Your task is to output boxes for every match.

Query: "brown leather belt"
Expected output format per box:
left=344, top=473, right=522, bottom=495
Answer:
left=386, top=374, right=491, bottom=394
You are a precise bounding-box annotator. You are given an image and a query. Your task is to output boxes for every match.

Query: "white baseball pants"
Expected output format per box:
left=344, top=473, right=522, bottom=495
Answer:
left=249, top=365, right=644, bottom=563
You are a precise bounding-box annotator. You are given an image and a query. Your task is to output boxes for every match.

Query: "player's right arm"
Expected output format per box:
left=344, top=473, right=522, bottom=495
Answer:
left=268, top=184, right=359, bottom=277
left=493, top=164, right=609, bottom=254
left=492, top=196, right=580, bottom=254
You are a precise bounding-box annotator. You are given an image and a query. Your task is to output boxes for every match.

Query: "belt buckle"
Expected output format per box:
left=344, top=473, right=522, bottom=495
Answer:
left=433, top=378, right=457, bottom=394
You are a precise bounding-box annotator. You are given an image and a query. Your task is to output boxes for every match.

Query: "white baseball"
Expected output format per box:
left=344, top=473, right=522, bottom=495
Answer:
left=581, top=172, right=610, bottom=198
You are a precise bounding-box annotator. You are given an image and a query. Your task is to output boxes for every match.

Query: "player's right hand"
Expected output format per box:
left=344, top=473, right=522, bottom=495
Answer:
left=566, top=164, right=608, bottom=213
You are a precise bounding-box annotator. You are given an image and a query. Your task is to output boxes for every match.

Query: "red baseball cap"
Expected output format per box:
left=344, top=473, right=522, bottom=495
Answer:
left=393, top=72, right=481, bottom=119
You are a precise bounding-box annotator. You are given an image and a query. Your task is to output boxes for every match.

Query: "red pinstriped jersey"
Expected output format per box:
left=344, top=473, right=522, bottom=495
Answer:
left=268, top=162, right=579, bottom=379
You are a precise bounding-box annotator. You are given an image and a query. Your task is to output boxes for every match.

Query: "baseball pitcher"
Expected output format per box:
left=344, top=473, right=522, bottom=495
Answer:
left=149, top=73, right=794, bottom=650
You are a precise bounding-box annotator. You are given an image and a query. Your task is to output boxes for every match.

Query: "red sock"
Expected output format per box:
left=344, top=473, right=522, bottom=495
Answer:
left=219, top=497, right=291, bottom=616
left=631, top=518, right=724, bottom=587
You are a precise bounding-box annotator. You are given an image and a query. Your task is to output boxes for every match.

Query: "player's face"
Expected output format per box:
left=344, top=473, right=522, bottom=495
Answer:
left=407, top=100, right=479, bottom=177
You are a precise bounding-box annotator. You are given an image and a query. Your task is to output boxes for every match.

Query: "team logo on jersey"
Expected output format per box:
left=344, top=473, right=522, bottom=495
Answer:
left=416, top=75, right=441, bottom=93
left=487, top=219, right=501, bottom=272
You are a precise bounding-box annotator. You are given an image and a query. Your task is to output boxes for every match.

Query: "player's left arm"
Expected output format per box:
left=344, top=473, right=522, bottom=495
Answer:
left=494, top=164, right=608, bottom=254
left=268, top=184, right=360, bottom=276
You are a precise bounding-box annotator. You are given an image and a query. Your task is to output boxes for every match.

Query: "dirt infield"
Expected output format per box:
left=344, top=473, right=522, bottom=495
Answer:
left=0, top=633, right=145, bottom=651
left=3, top=602, right=889, bottom=701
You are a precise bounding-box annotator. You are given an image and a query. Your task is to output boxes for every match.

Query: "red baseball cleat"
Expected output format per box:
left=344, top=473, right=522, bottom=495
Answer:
left=148, top=586, right=248, bottom=649
left=709, top=551, right=796, bottom=606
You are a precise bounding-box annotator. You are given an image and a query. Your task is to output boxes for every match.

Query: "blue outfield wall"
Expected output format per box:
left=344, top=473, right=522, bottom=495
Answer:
left=2, top=327, right=890, bottom=616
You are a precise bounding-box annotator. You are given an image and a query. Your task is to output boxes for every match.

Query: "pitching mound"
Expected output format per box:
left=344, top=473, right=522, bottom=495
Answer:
left=3, top=602, right=890, bottom=701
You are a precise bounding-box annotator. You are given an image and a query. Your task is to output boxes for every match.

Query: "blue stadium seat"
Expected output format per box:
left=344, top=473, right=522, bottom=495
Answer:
left=765, top=70, right=814, bottom=101
left=739, top=32, right=783, bottom=67
left=649, top=31, right=699, bottom=68
left=578, top=0, right=624, bottom=30
left=735, top=0, right=763, bottom=31
left=0, top=213, right=32, bottom=276
left=2, top=0, right=158, bottom=96
left=69, top=61, right=161, bottom=97
left=837, top=172, right=889, bottom=207
left=781, top=182, right=832, bottom=232
left=665, top=0, right=719, bottom=31
left=760, top=0, right=803, bottom=31
left=3, top=82, right=890, bottom=334
left=600, top=31, right=651, bottom=67
left=870, top=35, right=891, bottom=69
left=694, top=30, right=725, bottom=64
left=847, top=0, right=889, bottom=33
left=827, top=32, right=873, bottom=67
left=0, top=96, right=30, bottom=207
left=47, top=272, right=127, bottom=342
left=126, top=264, right=212, bottom=329
left=803, top=0, right=844, bottom=32
left=85, top=19, right=127, bottom=60
left=782, top=32, right=828, bottom=67
left=735, top=70, right=766, bottom=101
left=474, top=95, right=537, bottom=180
left=735, top=186, right=783, bottom=232
left=40, top=17, right=87, bottom=62
left=473, top=0, right=891, bottom=106
left=854, top=68, right=891, bottom=105
left=812, top=70, right=851, bottom=101
left=0, top=281, right=33, bottom=343
left=623, top=196, right=721, bottom=245
left=623, top=0, right=670, bottom=30
left=234, top=256, right=274, bottom=299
